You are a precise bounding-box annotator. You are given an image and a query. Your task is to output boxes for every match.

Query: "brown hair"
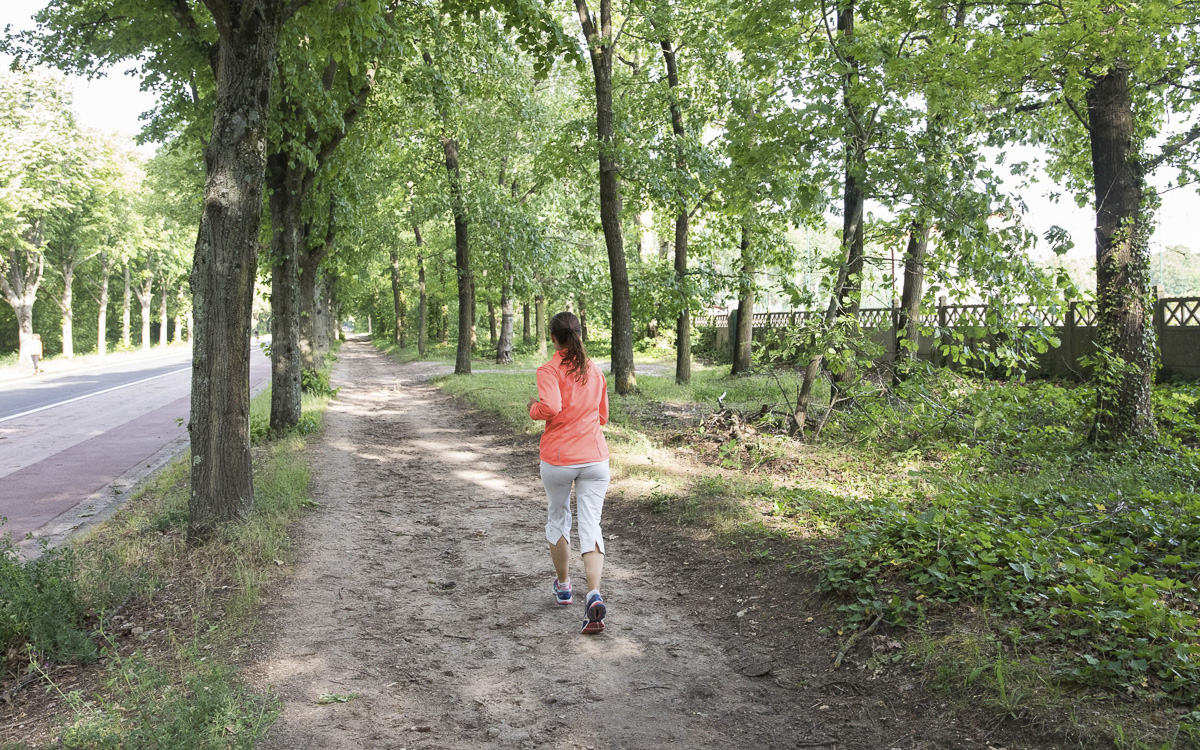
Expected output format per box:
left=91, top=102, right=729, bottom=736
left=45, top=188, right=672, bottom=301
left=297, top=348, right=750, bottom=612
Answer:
left=550, top=311, right=588, bottom=383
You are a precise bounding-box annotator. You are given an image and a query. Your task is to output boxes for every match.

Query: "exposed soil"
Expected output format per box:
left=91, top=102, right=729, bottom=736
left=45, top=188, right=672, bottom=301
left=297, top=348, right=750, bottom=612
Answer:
left=247, top=339, right=1076, bottom=750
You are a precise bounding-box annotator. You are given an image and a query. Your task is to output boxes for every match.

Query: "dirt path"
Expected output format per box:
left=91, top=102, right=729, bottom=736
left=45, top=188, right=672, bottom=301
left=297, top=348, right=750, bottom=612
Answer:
left=248, top=340, right=1035, bottom=750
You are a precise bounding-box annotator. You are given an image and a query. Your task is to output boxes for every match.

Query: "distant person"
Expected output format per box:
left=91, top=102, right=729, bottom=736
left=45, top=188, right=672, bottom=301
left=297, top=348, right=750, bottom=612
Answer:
left=527, top=311, right=611, bottom=634
left=29, top=334, right=43, bottom=375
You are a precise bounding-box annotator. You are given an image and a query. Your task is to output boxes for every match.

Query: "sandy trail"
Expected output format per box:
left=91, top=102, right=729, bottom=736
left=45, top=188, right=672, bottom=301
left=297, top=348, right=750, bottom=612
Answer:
left=248, top=340, right=1007, bottom=750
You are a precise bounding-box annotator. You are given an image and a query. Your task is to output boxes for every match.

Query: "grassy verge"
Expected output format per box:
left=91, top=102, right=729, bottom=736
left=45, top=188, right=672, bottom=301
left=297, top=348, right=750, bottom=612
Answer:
left=1, top=381, right=333, bottom=748
left=430, top=360, right=1200, bottom=747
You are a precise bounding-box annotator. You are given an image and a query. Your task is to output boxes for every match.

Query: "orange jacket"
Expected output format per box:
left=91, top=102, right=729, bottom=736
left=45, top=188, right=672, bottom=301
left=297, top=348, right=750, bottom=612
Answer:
left=529, top=350, right=609, bottom=465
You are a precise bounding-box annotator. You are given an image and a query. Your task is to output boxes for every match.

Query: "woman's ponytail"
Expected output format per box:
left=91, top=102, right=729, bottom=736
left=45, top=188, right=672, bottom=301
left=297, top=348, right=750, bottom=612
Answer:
left=550, top=311, right=589, bottom=384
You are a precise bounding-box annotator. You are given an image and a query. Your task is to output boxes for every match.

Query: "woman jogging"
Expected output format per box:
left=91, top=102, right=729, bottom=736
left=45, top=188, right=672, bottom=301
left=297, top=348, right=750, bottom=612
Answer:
left=528, top=311, right=610, bottom=634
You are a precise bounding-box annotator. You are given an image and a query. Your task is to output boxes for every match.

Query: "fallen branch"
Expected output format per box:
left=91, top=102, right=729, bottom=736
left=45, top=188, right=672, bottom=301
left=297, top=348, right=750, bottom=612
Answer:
left=832, top=611, right=885, bottom=670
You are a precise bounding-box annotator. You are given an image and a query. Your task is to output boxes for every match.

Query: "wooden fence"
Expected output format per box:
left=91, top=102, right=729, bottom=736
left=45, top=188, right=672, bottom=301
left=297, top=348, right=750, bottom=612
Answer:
left=698, top=294, right=1200, bottom=379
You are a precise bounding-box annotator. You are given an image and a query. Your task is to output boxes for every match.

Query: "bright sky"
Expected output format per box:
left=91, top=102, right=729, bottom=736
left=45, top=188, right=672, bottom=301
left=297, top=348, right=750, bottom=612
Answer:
left=2, top=1, right=1196, bottom=260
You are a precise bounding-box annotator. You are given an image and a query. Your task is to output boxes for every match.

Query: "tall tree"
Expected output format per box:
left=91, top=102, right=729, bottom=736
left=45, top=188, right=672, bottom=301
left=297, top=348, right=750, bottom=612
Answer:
left=575, top=0, right=636, bottom=393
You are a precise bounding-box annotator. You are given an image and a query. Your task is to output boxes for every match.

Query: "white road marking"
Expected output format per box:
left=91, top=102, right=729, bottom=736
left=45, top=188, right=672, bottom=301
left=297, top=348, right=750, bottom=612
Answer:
left=0, top=367, right=192, bottom=424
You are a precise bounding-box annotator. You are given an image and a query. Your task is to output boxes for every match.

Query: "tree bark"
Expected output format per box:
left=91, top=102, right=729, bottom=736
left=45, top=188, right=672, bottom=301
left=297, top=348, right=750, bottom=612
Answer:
left=497, top=263, right=514, bottom=364
left=1087, top=66, right=1154, bottom=440
left=833, top=0, right=866, bottom=391
left=894, top=220, right=930, bottom=378
left=415, top=224, right=427, bottom=356
left=96, top=252, right=110, bottom=357
left=267, top=152, right=303, bottom=432
left=188, top=0, right=293, bottom=538
left=59, top=260, right=75, bottom=359
left=440, top=135, right=472, bottom=375
left=488, top=299, right=497, bottom=345
left=0, top=220, right=45, bottom=365
left=659, top=34, right=691, bottom=385
left=391, top=245, right=403, bottom=345
left=121, top=264, right=131, bottom=349
left=731, top=223, right=755, bottom=374
left=135, top=275, right=153, bottom=351
left=522, top=301, right=530, bottom=344
left=159, top=278, right=169, bottom=346
left=535, top=293, right=547, bottom=357
left=576, top=0, right=635, bottom=393
left=579, top=298, right=588, bottom=342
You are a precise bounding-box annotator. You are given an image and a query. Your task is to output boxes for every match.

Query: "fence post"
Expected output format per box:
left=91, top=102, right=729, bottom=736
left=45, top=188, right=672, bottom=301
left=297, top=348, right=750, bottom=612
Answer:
left=1065, top=301, right=1076, bottom=375
left=937, top=295, right=948, bottom=367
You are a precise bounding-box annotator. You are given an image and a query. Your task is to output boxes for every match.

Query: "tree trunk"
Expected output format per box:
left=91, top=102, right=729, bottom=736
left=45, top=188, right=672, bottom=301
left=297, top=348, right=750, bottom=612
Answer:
left=535, top=293, right=547, bottom=357
left=415, top=225, right=427, bottom=356
left=159, top=279, right=169, bottom=346
left=894, top=220, right=930, bottom=378
left=0, top=221, right=45, bottom=365
left=659, top=34, right=691, bottom=385
left=833, top=0, right=866, bottom=393
left=497, top=263, right=514, bottom=364
left=440, top=304, right=449, bottom=344
left=300, top=213, right=335, bottom=369
left=267, top=152, right=303, bottom=433
left=390, top=245, right=403, bottom=345
left=188, top=1, right=290, bottom=538
left=122, top=264, right=131, bottom=349
left=731, top=223, right=755, bottom=374
left=60, top=261, right=75, bottom=359
left=470, top=278, right=477, bottom=348
left=97, top=252, right=110, bottom=357
left=576, top=0, right=635, bottom=393
left=440, top=135, right=472, bottom=375
left=1087, top=66, right=1154, bottom=440
left=579, top=298, right=588, bottom=342
left=522, top=301, right=530, bottom=344
left=137, top=279, right=153, bottom=351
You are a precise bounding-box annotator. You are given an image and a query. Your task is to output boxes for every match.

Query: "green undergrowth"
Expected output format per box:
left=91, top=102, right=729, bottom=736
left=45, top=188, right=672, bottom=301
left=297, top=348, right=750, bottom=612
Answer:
left=430, top=360, right=1200, bottom=744
left=1, top=384, right=331, bottom=749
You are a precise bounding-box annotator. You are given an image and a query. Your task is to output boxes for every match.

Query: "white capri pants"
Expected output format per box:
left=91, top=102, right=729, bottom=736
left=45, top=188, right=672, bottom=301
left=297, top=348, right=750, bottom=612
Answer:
left=540, top=459, right=610, bottom=556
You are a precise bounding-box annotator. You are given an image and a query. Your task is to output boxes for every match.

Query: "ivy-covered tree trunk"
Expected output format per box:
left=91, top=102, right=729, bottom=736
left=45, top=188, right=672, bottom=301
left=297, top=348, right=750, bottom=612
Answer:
left=96, top=251, right=110, bottom=357
left=267, top=153, right=303, bottom=433
left=1087, top=65, right=1155, bottom=440
left=731, top=224, right=755, bottom=375
left=576, top=0, right=635, bottom=394
left=188, top=0, right=293, bottom=538
left=415, top=224, right=427, bottom=356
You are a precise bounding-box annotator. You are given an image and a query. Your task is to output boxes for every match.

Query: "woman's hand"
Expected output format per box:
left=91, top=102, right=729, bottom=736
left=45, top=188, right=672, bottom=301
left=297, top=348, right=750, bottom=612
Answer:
left=527, top=396, right=540, bottom=411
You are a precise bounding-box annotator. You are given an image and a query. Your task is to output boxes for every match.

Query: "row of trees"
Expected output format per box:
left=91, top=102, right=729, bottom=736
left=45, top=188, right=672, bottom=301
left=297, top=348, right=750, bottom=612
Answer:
left=8, top=0, right=1196, bottom=535
left=0, top=70, right=194, bottom=362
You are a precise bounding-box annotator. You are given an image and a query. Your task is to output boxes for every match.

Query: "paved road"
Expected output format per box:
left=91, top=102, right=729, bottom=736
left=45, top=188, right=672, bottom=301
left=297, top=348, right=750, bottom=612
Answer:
left=0, top=343, right=271, bottom=550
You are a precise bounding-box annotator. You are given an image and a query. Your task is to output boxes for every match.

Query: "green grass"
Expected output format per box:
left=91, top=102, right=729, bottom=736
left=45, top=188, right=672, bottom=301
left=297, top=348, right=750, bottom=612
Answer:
left=1, top=380, right=332, bottom=749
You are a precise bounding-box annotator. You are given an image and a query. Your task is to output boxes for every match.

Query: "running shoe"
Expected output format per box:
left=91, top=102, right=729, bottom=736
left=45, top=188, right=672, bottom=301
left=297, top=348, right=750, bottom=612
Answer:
left=552, top=578, right=573, bottom=605
left=581, top=592, right=605, bottom=634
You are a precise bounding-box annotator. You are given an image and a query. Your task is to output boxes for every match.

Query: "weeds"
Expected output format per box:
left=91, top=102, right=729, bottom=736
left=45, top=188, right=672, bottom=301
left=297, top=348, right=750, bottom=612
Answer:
left=1, top=384, right=329, bottom=748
